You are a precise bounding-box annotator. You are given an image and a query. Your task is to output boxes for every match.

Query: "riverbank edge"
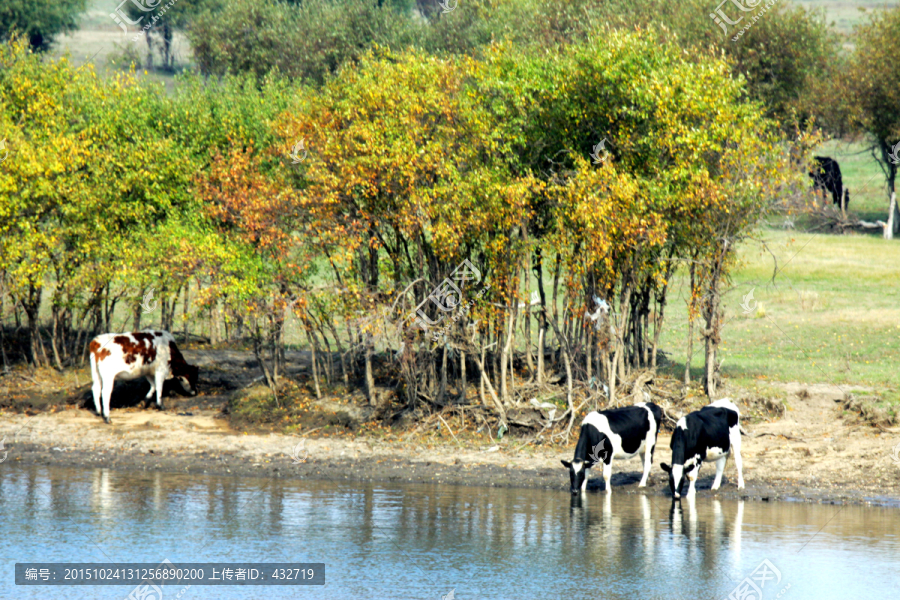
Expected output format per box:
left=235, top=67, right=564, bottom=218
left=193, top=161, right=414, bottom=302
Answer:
left=6, top=439, right=899, bottom=509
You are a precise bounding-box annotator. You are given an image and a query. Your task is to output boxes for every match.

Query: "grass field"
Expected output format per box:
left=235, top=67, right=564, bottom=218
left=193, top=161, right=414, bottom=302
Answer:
left=51, top=1, right=900, bottom=80
left=812, top=140, right=896, bottom=222
left=657, top=228, right=900, bottom=390
left=797, top=0, right=900, bottom=32
left=49, top=0, right=193, bottom=92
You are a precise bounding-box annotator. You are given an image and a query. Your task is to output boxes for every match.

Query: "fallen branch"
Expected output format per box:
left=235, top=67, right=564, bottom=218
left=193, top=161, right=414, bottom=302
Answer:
left=752, top=432, right=807, bottom=442
left=437, top=414, right=463, bottom=447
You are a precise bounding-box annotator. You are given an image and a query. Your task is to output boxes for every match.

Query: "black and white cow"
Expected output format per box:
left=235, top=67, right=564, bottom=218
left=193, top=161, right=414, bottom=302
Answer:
left=561, top=402, right=663, bottom=494
left=661, top=399, right=745, bottom=499
left=89, top=330, right=199, bottom=424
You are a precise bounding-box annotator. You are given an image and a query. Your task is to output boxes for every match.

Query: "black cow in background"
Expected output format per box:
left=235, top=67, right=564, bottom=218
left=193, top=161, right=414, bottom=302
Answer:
left=809, top=156, right=850, bottom=210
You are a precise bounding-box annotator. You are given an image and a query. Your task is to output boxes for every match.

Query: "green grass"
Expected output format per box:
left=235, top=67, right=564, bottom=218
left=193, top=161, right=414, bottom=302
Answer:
left=47, top=0, right=192, bottom=93
left=813, top=139, right=895, bottom=222
left=795, top=0, right=900, bottom=33
left=658, top=228, right=900, bottom=388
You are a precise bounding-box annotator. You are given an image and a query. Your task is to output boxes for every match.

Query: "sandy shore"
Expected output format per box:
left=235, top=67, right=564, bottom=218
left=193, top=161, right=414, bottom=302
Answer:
left=2, top=383, right=899, bottom=507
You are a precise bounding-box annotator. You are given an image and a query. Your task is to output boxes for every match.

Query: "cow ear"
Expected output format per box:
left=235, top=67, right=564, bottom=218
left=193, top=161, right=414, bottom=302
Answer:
left=560, top=460, right=572, bottom=469
left=660, top=463, right=671, bottom=473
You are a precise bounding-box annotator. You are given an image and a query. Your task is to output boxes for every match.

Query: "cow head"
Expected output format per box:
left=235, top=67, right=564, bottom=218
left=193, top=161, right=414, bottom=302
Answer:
left=660, top=462, right=686, bottom=499
left=174, top=363, right=199, bottom=396
left=662, top=419, right=689, bottom=498
left=561, top=459, right=589, bottom=495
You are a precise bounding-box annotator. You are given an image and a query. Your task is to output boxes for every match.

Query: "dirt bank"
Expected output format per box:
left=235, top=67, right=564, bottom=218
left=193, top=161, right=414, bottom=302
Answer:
left=1, top=349, right=899, bottom=507
left=2, top=388, right=899, bottom=507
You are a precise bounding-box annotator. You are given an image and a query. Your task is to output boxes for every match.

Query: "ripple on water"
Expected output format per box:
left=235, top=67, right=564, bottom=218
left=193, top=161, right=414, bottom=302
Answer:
left=2, top=464, right=899, bottom=600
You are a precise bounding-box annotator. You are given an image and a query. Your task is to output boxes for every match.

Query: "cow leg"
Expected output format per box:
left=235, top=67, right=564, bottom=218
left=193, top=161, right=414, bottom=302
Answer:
left=101, top=376, right=114, bottom=424
left=581, top=468, right=589, bottom=493
left=603, top=461, right=613, bottom=494
left=731, top=427, right=745, bottom=489
left=711, top=456, right=727, bottom=491
left=686, top=465, right=699, bottom=497
left=144, top=376, right=156, bottom=406
left=90, top=358, right=102, bottom=417
left=638, top=437, right=654, bottom=487
left=154, top=369, right=166, bottom=411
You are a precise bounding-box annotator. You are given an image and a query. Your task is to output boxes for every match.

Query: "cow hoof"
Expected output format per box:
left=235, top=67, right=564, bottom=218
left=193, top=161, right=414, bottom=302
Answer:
left=638, top=482, right=647, bottom=488
left=104, top=417, right=111, bottom=424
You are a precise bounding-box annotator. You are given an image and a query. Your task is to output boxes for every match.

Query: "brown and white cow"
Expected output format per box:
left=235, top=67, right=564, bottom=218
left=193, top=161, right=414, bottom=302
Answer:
left=89, top=330, right=198, bottom=423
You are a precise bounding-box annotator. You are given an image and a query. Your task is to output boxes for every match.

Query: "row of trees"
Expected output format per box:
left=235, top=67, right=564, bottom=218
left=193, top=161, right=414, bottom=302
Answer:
left=185, top=0, right=835, bottom=128
left=1, top=31, right=798, bottom=426
left=171, top=0, right=900, bottom=236
left=5, top=1, right=897, bottom=234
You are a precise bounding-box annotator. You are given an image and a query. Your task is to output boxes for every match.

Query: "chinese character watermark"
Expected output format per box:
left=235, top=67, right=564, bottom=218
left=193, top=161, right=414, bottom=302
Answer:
left=438, top=0, right=458, bottom=14
left=407, top=259, right=489, bottom=336
left=289, top=139, right=307, bottom=164
left=888, top=141, right=900, bottom=166
left=590, top=138, right=612, bottom=164
left=723, top=558, right=788, bottom=600
left=740, top=288, right=757, bottom=314
left=289, top=440, right=309, bottom=464
left=141, top=288, right=158, bottom=314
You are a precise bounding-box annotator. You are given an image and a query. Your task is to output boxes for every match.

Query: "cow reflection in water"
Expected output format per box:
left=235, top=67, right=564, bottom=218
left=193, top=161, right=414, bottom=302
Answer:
left=568, top=493, right=657, bottom=568
left=670, top=497, right=745, bottom=564
left=568, top=494, right=747, bottom=575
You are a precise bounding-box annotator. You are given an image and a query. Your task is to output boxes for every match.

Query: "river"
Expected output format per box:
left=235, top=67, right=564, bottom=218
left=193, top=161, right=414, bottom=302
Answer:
left=1, top=464, right=898, bottom=599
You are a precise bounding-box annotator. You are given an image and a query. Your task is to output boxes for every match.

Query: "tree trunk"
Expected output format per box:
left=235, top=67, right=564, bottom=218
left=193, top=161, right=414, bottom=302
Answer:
left=479, top=342, right=487, bottom=407
left=551, top=253, right=561, bottom=363
left=475, top=345, right=506, bottom=426
left=685, top=262, right=697, bottom=385
left=0, top=291, right=8, bottom=373
left=50, top=308, right=63, bottom=370
left=255, top=324, right=276, bottom=392
left=458, top=350, right=466, bottom=402
left=364, top=326, right=375, bottom=404
left=547, top=318, right=574, bottom=419
left=306, top=328, right=321, bottom=399
left=702, top=251, right=725, bottom=399
left=615, top=286, right=632, bottom=384
left=132, top=298, right=142, bottom=331
left=651, top=277, right=671, bottom=369
left=182, top=281, right=190, bottom=344
left=326, top=319, right=349, bottom=386
left=684, top=317, right=694, bottom=386
left=535, top=248, right=548, bottom=384
left=885, top=190, right=897, bottom=240
left=22, top=284, right=43, bottom=367
left=585, top=328, right=592, bottom=383
left=438, top=344, right=448, bottom=405
left=524, top=297, right=533, bottom=378
left=500, top=301, right=517, bottom=403
left=162, top=21, right=172, bottom=69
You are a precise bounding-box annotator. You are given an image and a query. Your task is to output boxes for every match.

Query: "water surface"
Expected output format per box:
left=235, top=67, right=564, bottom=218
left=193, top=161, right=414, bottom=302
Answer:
left=1, top=464, right=898, bottom=599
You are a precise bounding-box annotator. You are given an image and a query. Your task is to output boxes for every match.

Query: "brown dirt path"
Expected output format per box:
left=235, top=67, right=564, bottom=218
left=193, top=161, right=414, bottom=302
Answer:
left=1, top=380, right=898, bottom=506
